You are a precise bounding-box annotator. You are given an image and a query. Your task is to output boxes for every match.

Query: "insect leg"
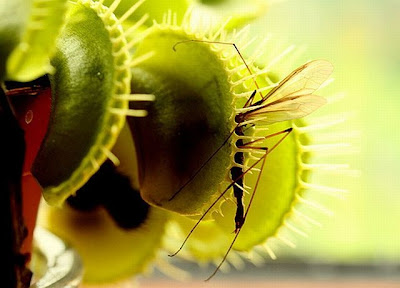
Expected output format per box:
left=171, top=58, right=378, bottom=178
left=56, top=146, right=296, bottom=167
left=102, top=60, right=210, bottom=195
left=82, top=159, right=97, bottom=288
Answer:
left=168, top=127, right=237, bottom=201
left=240, top=128, right=293, bottom=221
left=168, top=150, right=268, bottom=257
left=239, top=127, right=293, bottom=149
left=233, top=127, right=293, bottom=231
left=205, top=150, right=268, bottom=281
left=205, top=127, right=292, bottom=280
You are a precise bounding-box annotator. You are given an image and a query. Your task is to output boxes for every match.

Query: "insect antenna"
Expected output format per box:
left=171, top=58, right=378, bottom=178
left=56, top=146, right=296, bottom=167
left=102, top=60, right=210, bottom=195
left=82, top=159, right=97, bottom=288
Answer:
left=173, top=39, right=263, bottom=107
left=169, top=40, right=263, bottom=201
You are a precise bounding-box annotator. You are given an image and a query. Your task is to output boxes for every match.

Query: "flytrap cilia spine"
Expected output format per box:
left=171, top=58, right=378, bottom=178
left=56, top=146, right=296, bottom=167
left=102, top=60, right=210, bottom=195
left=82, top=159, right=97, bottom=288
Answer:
left=169, top=40, right=334, bottom=281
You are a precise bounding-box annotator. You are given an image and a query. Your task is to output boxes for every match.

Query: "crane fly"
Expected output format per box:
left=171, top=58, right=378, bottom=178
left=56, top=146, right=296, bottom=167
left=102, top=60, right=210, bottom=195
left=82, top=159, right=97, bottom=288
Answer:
left=170, top=40, right=334, bottom=280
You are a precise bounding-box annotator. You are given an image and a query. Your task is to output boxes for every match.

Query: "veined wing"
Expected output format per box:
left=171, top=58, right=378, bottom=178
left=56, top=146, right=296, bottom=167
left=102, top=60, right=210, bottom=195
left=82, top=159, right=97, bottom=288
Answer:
left=248, top=94, right=327, bottom=125
left=244, top=59, right=333, bottom=124
left=264, top=59, right=333, bottom=105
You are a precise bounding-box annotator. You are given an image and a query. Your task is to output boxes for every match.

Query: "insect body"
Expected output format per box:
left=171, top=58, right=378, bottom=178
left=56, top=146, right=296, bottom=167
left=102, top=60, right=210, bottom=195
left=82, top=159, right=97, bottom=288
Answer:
left=231, top=120, right=245, bottom=233
left=232, top=92, right=295, bottom=234
left=170, top=40, right=334, bottom=280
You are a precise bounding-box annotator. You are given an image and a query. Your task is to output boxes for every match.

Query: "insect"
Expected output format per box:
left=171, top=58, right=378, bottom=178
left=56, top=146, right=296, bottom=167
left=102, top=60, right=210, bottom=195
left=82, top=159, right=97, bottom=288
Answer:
left=170, top=40, right=334, bottom=280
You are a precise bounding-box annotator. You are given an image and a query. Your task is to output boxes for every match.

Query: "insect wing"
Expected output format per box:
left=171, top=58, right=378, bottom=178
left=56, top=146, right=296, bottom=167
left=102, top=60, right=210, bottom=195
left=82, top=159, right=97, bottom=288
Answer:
left=246, top=60, right=333, bottom=124
left=265, top=59, right=333, bottom=105
left=249, top=94, right=327, bottom=125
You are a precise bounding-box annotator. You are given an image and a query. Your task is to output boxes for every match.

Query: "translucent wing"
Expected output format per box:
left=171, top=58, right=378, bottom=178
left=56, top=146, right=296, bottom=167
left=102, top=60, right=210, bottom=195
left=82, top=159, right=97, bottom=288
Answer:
left=245, top=60, right=333, bottom=124
left=264, top=59, right=333, bottom=105
left=248, top=95, right=327, bottom=125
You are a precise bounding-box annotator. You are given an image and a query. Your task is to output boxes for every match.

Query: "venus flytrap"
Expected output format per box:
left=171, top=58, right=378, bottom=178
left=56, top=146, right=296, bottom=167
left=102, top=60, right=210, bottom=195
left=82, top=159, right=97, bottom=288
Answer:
left=128, top=27, right=234, bottom=215
left=38, top=10, right=330, bottom=282
left=2, top=0, right=159, bottom=284
left=31, top=0, right=155, bottom=206
left=32, top=0, right=170, bottom=284
left=0, top=0, right=349, bottom=286
left=125, top=13, right=336, bottom=280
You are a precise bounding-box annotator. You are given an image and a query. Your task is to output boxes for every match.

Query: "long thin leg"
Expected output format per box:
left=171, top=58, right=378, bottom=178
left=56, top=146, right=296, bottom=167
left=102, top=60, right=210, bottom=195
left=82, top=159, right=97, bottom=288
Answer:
left=205, top=152, right=268, bottom=282
left=205, top=127, right=293, bottom=281
left=169, top=127, right=292, bottom=258
left=168, top=127, right=237, bottom=201
left=168, top=150, right=267, bottom=257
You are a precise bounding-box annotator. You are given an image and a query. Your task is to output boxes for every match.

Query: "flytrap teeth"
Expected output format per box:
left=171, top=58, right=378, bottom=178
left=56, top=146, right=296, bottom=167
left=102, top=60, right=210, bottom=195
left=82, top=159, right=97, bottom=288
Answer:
left=109, top=107, right=149, bottom=117
left=129, top=51, right=156, bottom=67
left=100, top=146, right=120, bottom=166
left=276, top=234, right=296, bottom=249
left=292, top=208, right=322, bottom=228
left=113, top=93, right=156, bottom=101
left=295, top=195, right=334, bottom=217
left=284, top=221, right=308, bottom=238
left=300, top=181, right=348, bottom=199
left=262, top=243, right=277, bottom=260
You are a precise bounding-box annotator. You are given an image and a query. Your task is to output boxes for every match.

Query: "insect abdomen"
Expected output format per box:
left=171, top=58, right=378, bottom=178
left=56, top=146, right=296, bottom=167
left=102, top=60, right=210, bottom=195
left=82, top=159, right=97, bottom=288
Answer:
left=231, top=127, right=245, bottom=232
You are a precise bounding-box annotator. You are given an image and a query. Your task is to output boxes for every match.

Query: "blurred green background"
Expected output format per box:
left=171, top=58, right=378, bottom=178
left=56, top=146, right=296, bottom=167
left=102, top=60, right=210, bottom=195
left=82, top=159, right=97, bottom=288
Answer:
left=250, top=0, right=400, bottom=264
